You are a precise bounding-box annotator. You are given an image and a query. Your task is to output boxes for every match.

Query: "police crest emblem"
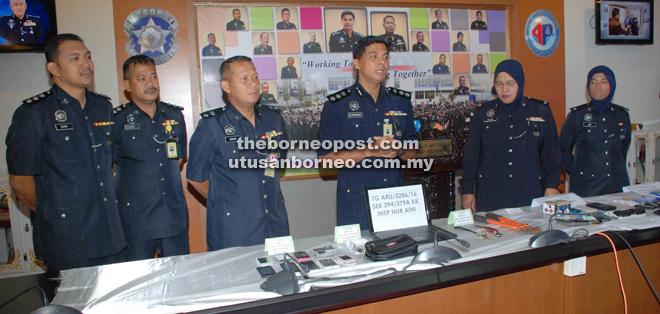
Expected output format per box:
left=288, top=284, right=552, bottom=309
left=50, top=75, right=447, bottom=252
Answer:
left=224, top=125, right=236, bottom=136
left=54, top=110, right=67, bottom=122
left=584, top=113, right=592, bottom=122
left=349, top=101, right=359, bottom=111
left=486, top=109, right=495, bottom=118
left=124, top=8, right=179, bottom=65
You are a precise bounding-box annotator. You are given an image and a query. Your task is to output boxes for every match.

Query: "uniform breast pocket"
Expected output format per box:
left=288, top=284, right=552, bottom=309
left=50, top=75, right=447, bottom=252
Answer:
left=49, top=128, right=82, bottom=162
left=343, top=120, right=370, bottom=141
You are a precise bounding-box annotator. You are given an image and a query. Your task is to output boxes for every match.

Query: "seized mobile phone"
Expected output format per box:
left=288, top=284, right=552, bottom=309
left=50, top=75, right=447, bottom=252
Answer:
left=300, top=260, right=320, bottom=270
left=256, top=266, right=276, bottom=278
left=337, top=255, right=356, bottom=266
left=293, top=251, right=310, bottom=261
left=586, top=202, right=616, bottom=211
left=256, top=256, right=271, bottom=265
left=318, top=258, right=339, bottom=269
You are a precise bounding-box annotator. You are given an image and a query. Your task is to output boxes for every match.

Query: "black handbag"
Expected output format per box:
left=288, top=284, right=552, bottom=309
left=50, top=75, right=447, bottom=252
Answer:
left=365, top=234, right=419, bottom=261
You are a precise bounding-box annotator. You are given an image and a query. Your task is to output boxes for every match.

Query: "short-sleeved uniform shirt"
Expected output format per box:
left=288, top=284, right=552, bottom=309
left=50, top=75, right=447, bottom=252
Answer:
left=112, top=101, right=188, bottom=240
left=5, top=84, right=126, bottom=263
left=186, top=103, right=290, bottom=251
left=0, top=13, right=42, bottom=44
left=460, top=97, right=562, bottom=212
left=560, top=103, right=631, bottom=197
left=318, top=83, right=417, bottom=230
left=328, top=29, right=363, bottom=52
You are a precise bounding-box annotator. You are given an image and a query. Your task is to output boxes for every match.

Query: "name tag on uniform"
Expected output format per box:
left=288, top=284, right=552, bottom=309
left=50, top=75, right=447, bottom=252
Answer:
left=583, top=122, right=597, bottom=128
left=167, top=141, right=178, bottom=159
left=484, top=118, right=497, bottom=123
left=348, top=112, right=363, bottom=118
left=124, top=124, right=140, bottom=130
left=225, top=136, right=240, bottom=143
left=55, top=123, right=73, bottom=131
left=265, top=168, right=275, bottom=177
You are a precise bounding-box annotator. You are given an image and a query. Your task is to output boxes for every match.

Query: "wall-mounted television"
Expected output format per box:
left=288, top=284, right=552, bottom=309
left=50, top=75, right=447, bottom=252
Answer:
left=595, top=0, right=654, bottom=45
left=0, top=0, right=57, bottom=52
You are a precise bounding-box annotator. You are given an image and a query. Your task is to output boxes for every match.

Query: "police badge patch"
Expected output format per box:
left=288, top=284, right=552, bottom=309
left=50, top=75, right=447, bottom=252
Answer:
left=584, top=113, right=592, bottom=122
left=124, top=8, right=179, bottom=65
left=54, top=110, right=67, bottom=122
left=486, top=109, right=495, bottom=118
left=349, top=101, right=359, bottom=111
left=224, top=125, right=236, bottom=136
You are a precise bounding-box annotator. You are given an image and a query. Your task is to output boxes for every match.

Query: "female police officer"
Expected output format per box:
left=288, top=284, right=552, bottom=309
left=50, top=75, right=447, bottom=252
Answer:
left=560, top=66, right=631, bottom=197
left=460, top=60, right=561, bottom=212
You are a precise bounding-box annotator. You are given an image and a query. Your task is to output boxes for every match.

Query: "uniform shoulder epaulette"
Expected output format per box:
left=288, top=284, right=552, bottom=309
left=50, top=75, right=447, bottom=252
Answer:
left=22, top=90, right=51, bottom=105
left=386, top=87, right=412, bottom=100
left=326, top=88, right=351, bottom=103
left=331, top=30, right=341, bottom=36
left=611, top=104, right=629, bottom=112
left=570, top=104, right=589, bottom=112
left=90, top=91, right=111, bottom=101
left=161, top=101, right=184, bottom=111
left=258, top=104, right=281, bottom=112
left=200, top=107, right=226, bottom=119
left=113, top=103, right=128, bottom=115
left=526, top=97, right=549, bottom=105
left=354, top=31, right=364, bottom=37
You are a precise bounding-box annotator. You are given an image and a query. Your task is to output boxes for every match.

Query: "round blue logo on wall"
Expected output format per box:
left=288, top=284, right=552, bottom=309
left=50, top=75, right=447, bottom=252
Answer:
left=124, top=8, right=179, bottom=65
left=524, top=10, right=560, bottom=57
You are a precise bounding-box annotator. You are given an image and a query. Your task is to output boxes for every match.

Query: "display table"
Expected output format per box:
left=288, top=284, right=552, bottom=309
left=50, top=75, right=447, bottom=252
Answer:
left=52, top=193, right=660, bottom=314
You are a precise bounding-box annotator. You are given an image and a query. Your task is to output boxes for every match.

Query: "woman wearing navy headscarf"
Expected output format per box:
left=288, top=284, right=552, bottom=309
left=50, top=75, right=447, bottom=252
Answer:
left=460, top=60, right=561, bottom=212
left=560, top=66, right=632, bottom=197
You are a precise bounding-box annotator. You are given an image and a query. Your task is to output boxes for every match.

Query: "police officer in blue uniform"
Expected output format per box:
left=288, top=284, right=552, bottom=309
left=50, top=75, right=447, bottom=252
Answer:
left=281, top=57, right=298, bottom=79
left=276, top=8, right=297, bottom=30
left=432, top=54, right=450, bottom=74
left=472, top=54, right=488, bottom=73
left=0, top=0, right=42, bottom=44
left=112, top=55, right=189, bottom=261
left=560, top=66, right=631, bottom=197
left=187, top=56, right=290, bottom=251
left=226, top=9, right=246, bottom=31
left=411, top=32, right=429, bottom=52
left=201, top=33, right=222, bottom=56
left=432, top=9, right=449, bottom=29
left=461, top=60, right=561, bottom=213
left=318, top=36, right=418, bottom=230
left=6, top=34, right=125, bottom=271
left=328, top=11, right=364, bottom=53
left=453, top=32, right=467, bottom=51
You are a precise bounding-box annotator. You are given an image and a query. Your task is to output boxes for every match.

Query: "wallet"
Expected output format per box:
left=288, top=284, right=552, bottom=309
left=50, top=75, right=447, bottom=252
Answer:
left=365, top=234, right=419, bottom=262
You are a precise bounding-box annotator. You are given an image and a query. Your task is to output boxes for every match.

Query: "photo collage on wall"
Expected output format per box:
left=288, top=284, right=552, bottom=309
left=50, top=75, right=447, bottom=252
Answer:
left=196, top=6, right=508, bottom=170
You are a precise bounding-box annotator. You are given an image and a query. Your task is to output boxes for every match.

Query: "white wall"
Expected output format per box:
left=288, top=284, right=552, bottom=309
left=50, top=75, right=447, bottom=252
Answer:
left=564, top=0, right=660, bottom=125
left=0, top=0, right=118, bottom=176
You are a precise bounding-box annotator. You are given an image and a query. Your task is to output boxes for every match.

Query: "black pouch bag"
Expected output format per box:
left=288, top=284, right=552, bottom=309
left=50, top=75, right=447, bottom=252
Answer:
left=365, top=234, right=419, bottom=261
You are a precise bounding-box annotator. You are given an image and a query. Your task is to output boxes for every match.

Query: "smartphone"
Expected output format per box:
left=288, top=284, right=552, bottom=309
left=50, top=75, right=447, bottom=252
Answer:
left=586, top=202, right=617, bottom=211
left=337, top=255, right=356, bottom=266
left=256, top=256, right=271, bottom=265
left=293, top=251, right=310, bottom=261
left=256, top=266, right=276, bottom=278
left=318, top=258, right=339, bottom=269
left=300, top=260, right=320, bottom=270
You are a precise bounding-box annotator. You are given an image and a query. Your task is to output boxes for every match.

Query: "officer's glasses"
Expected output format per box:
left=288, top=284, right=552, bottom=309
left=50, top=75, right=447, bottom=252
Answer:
left=494, top=81, right=517, bottom=89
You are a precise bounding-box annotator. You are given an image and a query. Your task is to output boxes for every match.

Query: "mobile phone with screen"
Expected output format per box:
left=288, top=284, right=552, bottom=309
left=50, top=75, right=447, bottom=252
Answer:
left=256, top=266, right=275, bottom=278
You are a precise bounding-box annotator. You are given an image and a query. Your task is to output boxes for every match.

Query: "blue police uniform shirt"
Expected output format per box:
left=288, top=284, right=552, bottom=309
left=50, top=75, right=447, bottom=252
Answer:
left=0, top=13, right=43, bottom=44
left=318, top=83, right=417, bottom=230
left=328, top=29, right=363, bottom=53
left=473, top=63, right=488, bottom=73
left=112, top=101, right=188, bottom=241
left=202, top=45, right=222, bottom=56
left=460, top=97, right=562, bottom=212
left=281, top=66, right=298, bottom=79
left=186, top=103, right=290, bottom=251
left=5, top=84, right=126, bottom=264
left=433, top=64, right=449, bottom=74
left=560, top=103, right=631, bottom=197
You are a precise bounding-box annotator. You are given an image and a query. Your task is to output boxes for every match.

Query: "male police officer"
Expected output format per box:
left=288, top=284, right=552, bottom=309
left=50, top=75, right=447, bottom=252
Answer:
left=187, top=56, right=290, bottom=250
left=303, top=32, right=322, bottom=53
left=432, top=9, right=448, bottom=29
left=411, top=31, right=429, bottom=52
left=454, top=76, right=470, bottom=95
left=226, top=9, right=246, bottom=31
left=318, top=36, right=418, bottom=230
left=433, top=54, right=450, bottom=74
left=112, top=55, right=189, bottom=261
left=281, top=57, right=298, bottom=79
left=259, top=82, right=278, bottom=104
left=328, top=11, right=364, bottom=53
left=276, top=8, right=297, bottom=30
left=254, top=32, right=273, bottom=55
left=378, top=15, right=406, bottom=52
left=6, top=34, right=125, bottom=271
left=472, top=54, right=487, bottom=73
left=453, top=32, right=467, bottom=51
left=0, top=0, right=42, bottom=44
left=201, top=33, right=222, bottom=56
left=470, top=11, right=487, bottom=30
